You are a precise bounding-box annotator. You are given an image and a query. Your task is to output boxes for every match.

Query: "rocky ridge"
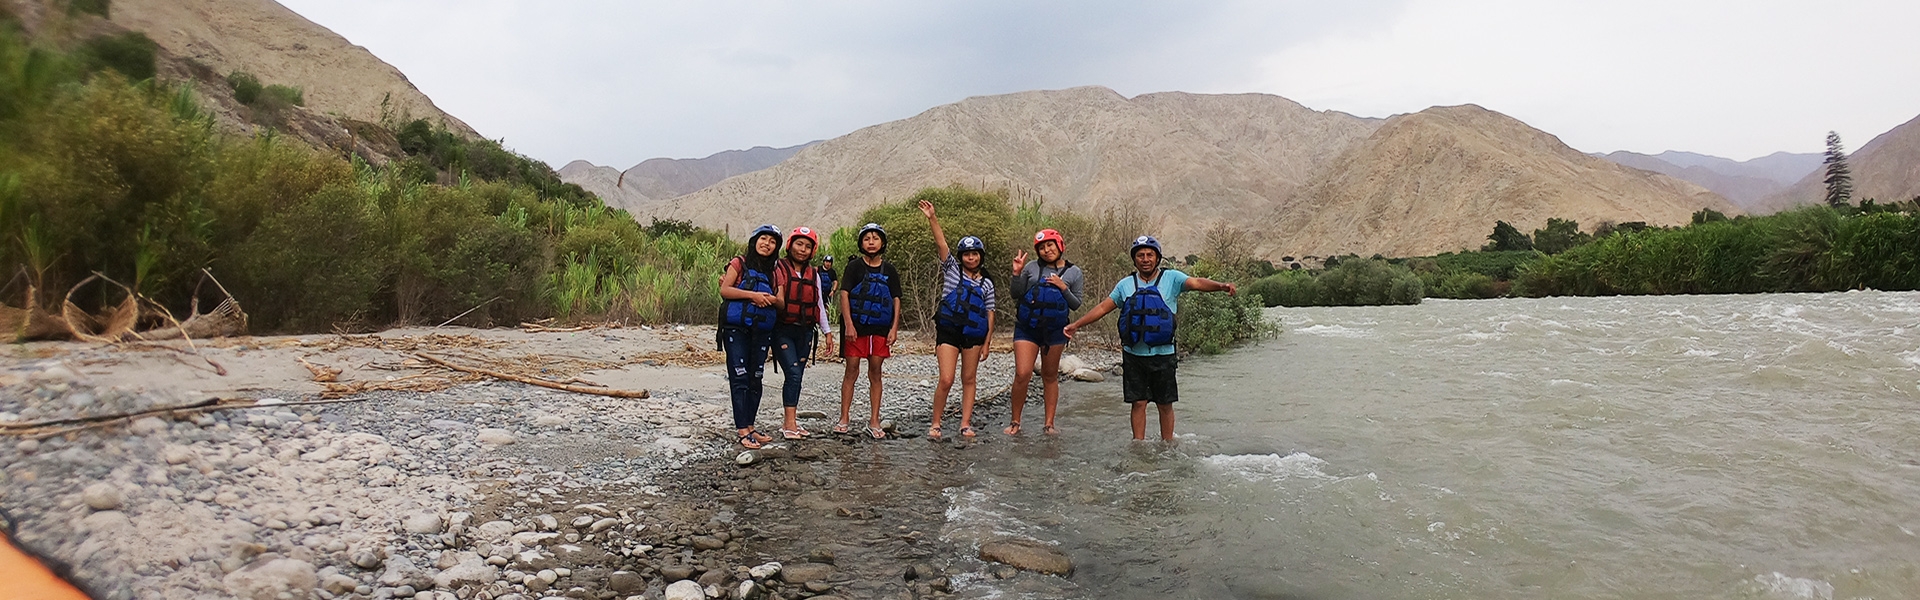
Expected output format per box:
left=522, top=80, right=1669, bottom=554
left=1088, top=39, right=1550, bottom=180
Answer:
left=1766, top=112, right=1920, bottom=211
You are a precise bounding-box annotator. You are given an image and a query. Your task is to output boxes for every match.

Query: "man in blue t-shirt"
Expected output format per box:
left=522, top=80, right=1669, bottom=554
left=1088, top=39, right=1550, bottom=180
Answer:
left=1063, top=235, right=1237, bottom=441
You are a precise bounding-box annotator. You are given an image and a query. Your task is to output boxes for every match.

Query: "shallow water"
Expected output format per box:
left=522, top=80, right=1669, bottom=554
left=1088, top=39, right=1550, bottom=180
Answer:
left=856, top=291, right=1920, bottom=599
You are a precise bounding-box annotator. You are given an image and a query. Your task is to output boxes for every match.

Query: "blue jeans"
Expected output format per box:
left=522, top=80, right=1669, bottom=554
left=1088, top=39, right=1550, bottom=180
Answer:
left=771, top=324, right=816, bottom=408
left=722, top=326, right=773, bottom=430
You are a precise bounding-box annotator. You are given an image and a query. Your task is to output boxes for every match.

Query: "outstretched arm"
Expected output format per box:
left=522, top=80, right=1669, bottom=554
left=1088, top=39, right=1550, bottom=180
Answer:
left=920, top=200, right=950, bottom=262
left=1183, top=276, right=1238, bottom=296
left=1061, top=298, right=1118, bottom=339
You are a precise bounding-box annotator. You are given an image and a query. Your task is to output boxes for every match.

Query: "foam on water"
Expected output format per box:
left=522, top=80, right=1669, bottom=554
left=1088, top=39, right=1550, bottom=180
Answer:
left=1292, top=324, right=1372, bottom=338
left=1202, top=452, right=1336, bottom=482
left=1752, top=572, right=1834, bottom=600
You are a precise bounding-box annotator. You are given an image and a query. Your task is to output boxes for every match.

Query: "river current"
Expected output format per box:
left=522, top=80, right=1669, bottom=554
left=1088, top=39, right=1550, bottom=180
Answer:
left=901, top=291, right=1920, bottom=599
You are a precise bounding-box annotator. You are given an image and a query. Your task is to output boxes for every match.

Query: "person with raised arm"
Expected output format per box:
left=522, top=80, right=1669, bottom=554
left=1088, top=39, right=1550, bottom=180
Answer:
left=919, top=199, right=996, bottom=439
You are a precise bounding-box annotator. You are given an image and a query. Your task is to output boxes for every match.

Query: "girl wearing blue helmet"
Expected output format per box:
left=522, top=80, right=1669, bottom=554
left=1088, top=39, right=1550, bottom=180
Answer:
left=719, top=224, right=783, bottom=448
left=1063, top=235, right=1237, bottom=442
left=920, top=199, right=996, bottom=439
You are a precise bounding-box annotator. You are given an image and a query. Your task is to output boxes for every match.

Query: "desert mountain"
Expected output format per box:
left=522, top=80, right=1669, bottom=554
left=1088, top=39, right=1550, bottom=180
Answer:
left=656, top=86, right=1383, bottom=255
left=1603, top=150, right=1819, bottom=212
left=560, top=143, right=816, bottom=215
left=656, top=87, right=1730, bottom=258
left=107, top=0, right=478, bottom=137
left=1767, top=113, right=1920, bottom=210
left=1274, top=105, right=1738, bottom=258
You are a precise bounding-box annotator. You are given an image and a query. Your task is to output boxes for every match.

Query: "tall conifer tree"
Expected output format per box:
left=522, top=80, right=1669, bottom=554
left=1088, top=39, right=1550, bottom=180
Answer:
left=1823, top=131, right=1854, bottom=207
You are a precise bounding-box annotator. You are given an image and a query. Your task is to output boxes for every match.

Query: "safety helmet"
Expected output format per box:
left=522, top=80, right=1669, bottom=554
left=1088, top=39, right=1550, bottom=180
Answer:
left=786, top=226, right=819, bottom=249
left=857, top=222, right=888, bottom=254
left=823, top=255, right=833, bottom=263
left=955, top=236, right=985, bottom=255
left=1032, top=229, right=1065, bottom=254
left=1130, top=235, right=1163, bottom=258
left=747, top=224, right=783, bottom=247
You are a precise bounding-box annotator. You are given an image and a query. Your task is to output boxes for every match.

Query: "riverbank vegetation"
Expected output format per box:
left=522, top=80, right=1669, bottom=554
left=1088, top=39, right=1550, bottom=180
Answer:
left=0, top=20, right=737, bottom=334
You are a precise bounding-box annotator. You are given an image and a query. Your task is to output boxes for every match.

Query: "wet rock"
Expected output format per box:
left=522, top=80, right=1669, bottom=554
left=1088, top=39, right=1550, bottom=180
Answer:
left=81, top=482, right=123, bottom=511
left=690, top=535, right=725, bottom=550
left=748, top=478, right=775, bottom=492
left=780, top=562, right=833, bottom=584
left=663, top=580, right=704, bottom=600
left=929, top=576, right=952, bottom=592
left=223, top=558, right=317, bottom=600
left=660, top=564, right=695, bottom=581
left=804, top=580, right=834, bottom=593
left=979, top=537, right=1073, bottom=576
left=735, top=451, right=761, bottom=466
left=80, top=510, right=131, bottom=535
left=806, top=547, right=836, bottom=565
left=991, top=565, right=1019, bottom=579
left=607, top=571, right=645, bottom=594
left=902, top=563, right=937, bottom=581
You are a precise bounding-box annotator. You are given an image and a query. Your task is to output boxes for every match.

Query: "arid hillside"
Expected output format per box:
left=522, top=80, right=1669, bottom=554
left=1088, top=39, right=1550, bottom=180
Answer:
left=1272, top=105, right=1738, bottom=258
left=658, top=86, right=1383, bottom=255
left=560, top=143, right=816, bottom=216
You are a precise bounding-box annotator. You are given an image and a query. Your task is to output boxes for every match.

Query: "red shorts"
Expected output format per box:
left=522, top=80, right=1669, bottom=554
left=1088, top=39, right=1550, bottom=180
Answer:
left=843, top=335, right=892, bottom=359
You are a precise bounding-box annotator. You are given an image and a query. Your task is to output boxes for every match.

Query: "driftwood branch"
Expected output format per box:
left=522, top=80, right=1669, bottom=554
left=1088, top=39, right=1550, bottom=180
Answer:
left=415, top=353, right=648, bottom=398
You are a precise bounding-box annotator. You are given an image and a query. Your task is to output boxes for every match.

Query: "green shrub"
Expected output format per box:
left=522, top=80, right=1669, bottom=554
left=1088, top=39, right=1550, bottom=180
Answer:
left=1426, top=271, right=1499, bottom=299
left=1176, top=291, right=1277, bottom=355
left=1316, top=258, right=1423, bottom=305
left=67, top=0, right=111, bottom=17
left=853, top=185, right=1013, bottom=328
left=78, top=32, right=155, bottom=81
left=261, top=84, right=303, bottom=107
left=230, top=183, right=386, bottom=330
left=1248, top=270, right=1320, bottom=307
left=226, top=71, right=262, bottom=105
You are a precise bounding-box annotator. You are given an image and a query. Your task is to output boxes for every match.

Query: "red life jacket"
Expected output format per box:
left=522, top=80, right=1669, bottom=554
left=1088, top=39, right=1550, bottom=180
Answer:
left=777, top=260, right=820, bottom=325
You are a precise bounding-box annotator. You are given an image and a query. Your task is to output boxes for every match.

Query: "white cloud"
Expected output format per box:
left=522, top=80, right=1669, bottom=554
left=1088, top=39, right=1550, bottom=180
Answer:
left=1253, top=0, right=1920, bottom=160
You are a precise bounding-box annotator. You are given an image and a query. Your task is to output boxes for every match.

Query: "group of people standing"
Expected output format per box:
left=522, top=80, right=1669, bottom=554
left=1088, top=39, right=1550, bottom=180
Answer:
left=716, top=200, right=1237, bottom=450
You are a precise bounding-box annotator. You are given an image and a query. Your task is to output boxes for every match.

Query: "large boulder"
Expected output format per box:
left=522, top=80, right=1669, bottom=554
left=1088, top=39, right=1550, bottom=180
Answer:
left=978, top=537, right=1073, bottom=576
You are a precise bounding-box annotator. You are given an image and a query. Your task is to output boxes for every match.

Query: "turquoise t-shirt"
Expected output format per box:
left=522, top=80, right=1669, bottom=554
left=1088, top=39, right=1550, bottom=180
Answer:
left=1108, top=269, right=1190, bottom=356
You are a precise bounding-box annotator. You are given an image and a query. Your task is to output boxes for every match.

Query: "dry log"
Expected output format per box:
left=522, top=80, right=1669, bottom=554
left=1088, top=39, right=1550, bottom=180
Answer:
left=415, top=353, right=648, bottom=398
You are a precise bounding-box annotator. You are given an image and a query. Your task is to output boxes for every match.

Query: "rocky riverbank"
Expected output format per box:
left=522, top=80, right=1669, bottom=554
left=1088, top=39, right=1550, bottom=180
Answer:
left=1, top=326, right=1117, bottom=600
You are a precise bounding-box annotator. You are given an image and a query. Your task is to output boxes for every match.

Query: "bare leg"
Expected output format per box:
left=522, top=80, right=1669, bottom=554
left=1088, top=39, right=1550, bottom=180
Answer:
left=783, top=406, right=799, bottom=432
left=931, top=344, right=959, bottom=435
left=1007, top=340, right=1039, bottom=434
left=1039, top=344, right=1065, bottom=433
left=959, top=345, right=981, bottom=433
left=1157, top=403, right=1176, bottom=441
left=867, top=356, right=886, bottom=431
left=1130, top=401, right=1148, bottom=440
left=838, top=354, right=859, bottom=431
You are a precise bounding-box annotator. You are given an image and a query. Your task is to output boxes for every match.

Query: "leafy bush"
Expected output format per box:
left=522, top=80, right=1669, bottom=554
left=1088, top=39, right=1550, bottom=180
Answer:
left=261, top=84, right=303, bottom=108
left=78, top=32, right=155, bottom=81
left=1249, top=259, right=1423, bottom=307
left=852, top=185, right=1013, bottom=329
left=226, top=71, right=262, bottom=105
left=1175, top=291, right=1277, bottom=355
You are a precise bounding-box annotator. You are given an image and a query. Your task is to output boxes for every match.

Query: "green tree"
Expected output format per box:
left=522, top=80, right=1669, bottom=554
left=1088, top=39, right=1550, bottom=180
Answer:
left=1691, top=208, right=1729, bottom=225
left=1532, top=218, right=1591, bottom=254
left=1824, top=131, right=1853, bottom=208
left=1483, top=220, right=1533, bottom=252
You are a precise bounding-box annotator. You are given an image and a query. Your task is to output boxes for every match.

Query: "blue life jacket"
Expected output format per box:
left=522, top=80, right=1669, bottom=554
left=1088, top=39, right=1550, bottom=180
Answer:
left=847, top=269, right=894, bottom=328
left=936, top=274, right=991, bottom=339
left=1119, top=272, right=1175, bottom=347
left=721, top=261, right=777, bottom=332
left=1019, top=264, right=1071, bottom=332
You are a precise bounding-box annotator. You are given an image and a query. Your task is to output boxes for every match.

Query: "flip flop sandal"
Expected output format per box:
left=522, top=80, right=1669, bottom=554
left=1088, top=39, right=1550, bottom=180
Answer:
left=832, top=422, right=852, bottom=434
left=960, top=426, right=977, bottom=438
left=738, top=433, right=764, bottom=449
left=868, top=426, right=888, bottom=440
left=780, top=428, right=811, bottom=440
left=1003, top=422, right=1021, bottom=436
left=748, top=429, right=774, bottom=444
left=927, top=425, right=943, bottom=440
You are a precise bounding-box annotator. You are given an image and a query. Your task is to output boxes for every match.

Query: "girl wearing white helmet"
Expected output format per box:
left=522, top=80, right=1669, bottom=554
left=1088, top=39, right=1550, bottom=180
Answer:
left=920, top=199, right=996, bottom=439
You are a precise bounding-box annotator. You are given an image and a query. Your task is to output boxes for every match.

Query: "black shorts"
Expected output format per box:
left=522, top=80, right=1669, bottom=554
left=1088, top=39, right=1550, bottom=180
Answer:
left=935, top=327, right=986, bottom=350
left=1122, top=352, right=1178, bottom=404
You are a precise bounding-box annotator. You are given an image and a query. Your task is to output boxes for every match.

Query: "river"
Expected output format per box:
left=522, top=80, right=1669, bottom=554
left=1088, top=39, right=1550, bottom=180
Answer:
left=877, top=291, right=1920, bottom=599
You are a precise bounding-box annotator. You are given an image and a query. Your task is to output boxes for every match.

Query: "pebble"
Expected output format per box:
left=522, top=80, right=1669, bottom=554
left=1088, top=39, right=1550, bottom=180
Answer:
left=589, top=518, right=619, bottom=533
left=570, top=515, right=595, bottom=528
left=161, top=444, right=195, bottom=465
left=81, top=482, right=123, bottom=511
left=129, top=416, right=168, bottom=436
left=749, top=562, right=781, bottom=580
left=476, top=428, right=516, bottom=445
left=14, top=439, right=38, bottom=454
left=534, top=514, right=559, bottom=531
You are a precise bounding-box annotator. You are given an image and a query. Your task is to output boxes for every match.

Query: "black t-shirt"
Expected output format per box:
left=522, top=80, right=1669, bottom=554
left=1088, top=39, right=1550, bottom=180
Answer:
left=836, top=258, right=900, bottom=336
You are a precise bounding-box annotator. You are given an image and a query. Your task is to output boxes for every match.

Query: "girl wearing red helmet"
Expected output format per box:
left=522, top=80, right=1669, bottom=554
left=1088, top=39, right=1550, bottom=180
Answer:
left=1007, top=228, right=1084, bottom=435
left=771, top=226, right=836, bottom=440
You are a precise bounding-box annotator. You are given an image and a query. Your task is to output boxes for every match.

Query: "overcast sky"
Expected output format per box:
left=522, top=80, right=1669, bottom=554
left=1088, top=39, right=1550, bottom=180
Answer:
left=280, top=0, right=1920, bottom=169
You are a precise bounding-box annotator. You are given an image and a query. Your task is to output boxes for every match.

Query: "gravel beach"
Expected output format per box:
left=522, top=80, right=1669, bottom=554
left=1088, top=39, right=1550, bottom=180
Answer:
left=1, top=325, right=1118, bottom=600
